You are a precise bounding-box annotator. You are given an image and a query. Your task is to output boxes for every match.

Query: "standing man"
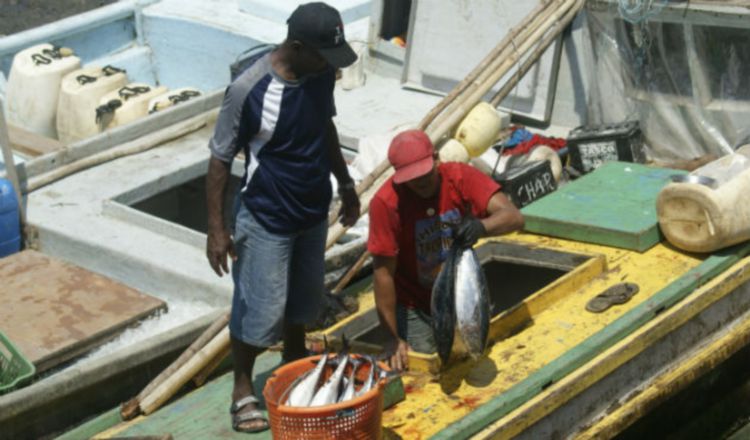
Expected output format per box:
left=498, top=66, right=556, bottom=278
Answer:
left=206, top=2, right=360, bottom=433
left=368, top=130, right=524, bottom=371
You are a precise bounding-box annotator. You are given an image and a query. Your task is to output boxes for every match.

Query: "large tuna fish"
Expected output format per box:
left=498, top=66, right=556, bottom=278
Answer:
left=431, top=244, right=459, bottom=365
left=453, top=245, right=490, bottom=359
left=431, top=243, right=490, bottom=365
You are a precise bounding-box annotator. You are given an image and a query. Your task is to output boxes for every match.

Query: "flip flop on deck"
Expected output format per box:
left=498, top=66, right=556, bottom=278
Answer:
left=230, top=395, right=270, bottom=433
left=586, top=282, right=640, bottom=313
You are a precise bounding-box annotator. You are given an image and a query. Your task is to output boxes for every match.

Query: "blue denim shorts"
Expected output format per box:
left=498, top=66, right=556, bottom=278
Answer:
left=229, top=202, right=326, bottom=347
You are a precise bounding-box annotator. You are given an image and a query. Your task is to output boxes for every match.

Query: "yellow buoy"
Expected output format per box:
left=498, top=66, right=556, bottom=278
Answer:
left=454, top=102, right=503, bottom=158
left=7, top=43, right=81, bottom=139
left=56, top=65, right=128, bottom=143
left=96, top=83, right=168, bottom=130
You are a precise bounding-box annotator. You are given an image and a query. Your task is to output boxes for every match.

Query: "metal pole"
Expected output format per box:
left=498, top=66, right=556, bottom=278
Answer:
left=0, top=96, right=26, bottom=225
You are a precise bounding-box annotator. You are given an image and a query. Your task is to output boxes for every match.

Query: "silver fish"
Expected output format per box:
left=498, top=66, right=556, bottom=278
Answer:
left=453, top=246, right=490, bottom=359
left=355, top=355, right=377, bottom=397
left=286, top=351, right=329, bottom=407
left=310, top=354, right=349, bottom=406
left=338, top=358, right=361, bottom=402
left=431, top=244, right=459, bottom=365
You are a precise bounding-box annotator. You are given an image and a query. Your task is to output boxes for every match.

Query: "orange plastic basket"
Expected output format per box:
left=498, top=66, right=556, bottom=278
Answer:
left=263, top=354, right=387, bottom=440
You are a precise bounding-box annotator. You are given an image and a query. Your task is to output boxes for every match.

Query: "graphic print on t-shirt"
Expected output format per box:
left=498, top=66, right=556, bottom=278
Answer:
left=415, top=208, right=461, bottom=288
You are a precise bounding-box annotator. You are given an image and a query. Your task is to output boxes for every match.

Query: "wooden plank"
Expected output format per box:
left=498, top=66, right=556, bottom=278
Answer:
left=8, top=124, right=65, bottom=157
left=0, top=250, right=166, bottom=373
left=521, top=162, right=685, bottom=252
left=431, top=241, right=750, bottom=440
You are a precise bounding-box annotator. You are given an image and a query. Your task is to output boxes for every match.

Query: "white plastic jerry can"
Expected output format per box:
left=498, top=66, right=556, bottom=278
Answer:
left=657, top=145, right=750, bottom=253
left=95, top=83, right=168, bottom=130
left=7, top=43, right=81, bottom=139
left=56, top=65, right=128, bottom=143
left=147, top=87, right=202, bottom=114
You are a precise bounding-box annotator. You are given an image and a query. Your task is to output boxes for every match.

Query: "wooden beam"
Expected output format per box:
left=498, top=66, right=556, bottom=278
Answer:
left=7, top=123, right=64, bottom=157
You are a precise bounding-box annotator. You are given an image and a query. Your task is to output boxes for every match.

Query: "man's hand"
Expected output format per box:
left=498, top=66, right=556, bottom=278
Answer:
left=339, top=186, right=360, bottom=227
left=454, top=215, right=486, bottom=248
left=206, top=228, right=236, bottom=276
left=383, top=337, right=411, bottom=371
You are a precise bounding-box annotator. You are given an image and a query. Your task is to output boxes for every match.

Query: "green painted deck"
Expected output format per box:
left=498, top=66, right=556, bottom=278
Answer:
left=61, top=352, right=282, bottom=440
left=521, top=162, right=685, bottom=252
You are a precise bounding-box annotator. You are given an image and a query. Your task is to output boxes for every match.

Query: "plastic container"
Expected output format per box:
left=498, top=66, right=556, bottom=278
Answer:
left=96, top=83, right=168, bottom=130
left=56, top=65, right=128, bottom=143
left=567, top=121, right=645, bottom=174
left=0, top=178, right=21, bottom=258
left=147, top=87, right=201, bottom=114
left=455, top=102, right=503, bottom=158
left=264, top=354, right=387, bottom=440
left=438, top=138, right=470, bottom=163
left=7, top=43, right=81, bottom=138
left=0, top=329, right=35, bottom=395
left=657, top=145, right=750, bottom=253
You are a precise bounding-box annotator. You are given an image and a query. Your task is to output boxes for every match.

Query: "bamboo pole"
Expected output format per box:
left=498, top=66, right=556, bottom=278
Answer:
left=426, top=0, right=578, bottom=140
left=121, top=311, right=230, bottom=420
left=427, top=0, right=582, bottom=145
left=423, top=0, right=567, bottom=137
left=417, top=0, right=551, bottom=131
left=331, top=250, right=371, bottom=295
left=490, top=0, right=582, bottom=107
left=0, top=98, right=25, bottom=225
left=192, top=344, right=231, bottom=387
left=140, top=327, right=231, bottom=415
left=27, top=113, right=208, bottom=192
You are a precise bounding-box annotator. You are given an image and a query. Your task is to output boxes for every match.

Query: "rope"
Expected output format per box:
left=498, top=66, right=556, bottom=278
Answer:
left=617, top=0, right=669, bottom=24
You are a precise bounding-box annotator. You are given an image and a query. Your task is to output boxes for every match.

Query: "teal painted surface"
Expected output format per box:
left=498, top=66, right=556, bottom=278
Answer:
left=522, top=162, right=685, bottom=251
left=55, top=407, right=121, bottom=440
left=115, top=351, right=281, bottom=439
left=433, top=241, right=750, bottom=440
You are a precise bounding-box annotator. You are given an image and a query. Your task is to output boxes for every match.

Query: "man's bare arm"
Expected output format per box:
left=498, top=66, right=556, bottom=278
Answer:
left=206, top=156, right=235, bottom=276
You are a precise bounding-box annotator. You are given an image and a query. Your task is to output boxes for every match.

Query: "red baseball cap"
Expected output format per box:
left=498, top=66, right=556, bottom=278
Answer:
left=388, top=130, right=435, bottom=184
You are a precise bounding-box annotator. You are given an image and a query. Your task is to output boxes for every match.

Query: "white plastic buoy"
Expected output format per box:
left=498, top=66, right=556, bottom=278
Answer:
left=147, top=87, right=201, bottom=114
left=527, top=145, right=563, bottom=182
left=438, top=138, right=471, bottom=163
left=96, top=83, right=168, bottom=130
left=657, top=145, right=750, bottom=253
left=7, top=43, right=81, bottom=138
left=56, top=65, right=128, bottom=143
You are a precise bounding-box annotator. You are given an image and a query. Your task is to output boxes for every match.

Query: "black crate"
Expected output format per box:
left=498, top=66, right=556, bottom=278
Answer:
left=567, top=121, right=645, bottom=174
left=495, top=160, right=557, bottom=208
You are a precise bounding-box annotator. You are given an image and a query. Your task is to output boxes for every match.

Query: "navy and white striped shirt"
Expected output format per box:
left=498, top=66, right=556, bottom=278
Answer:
left=210, top=52, right=336, bottom=234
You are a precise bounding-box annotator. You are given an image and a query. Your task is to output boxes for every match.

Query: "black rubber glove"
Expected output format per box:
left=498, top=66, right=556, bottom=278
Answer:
left=454, top=216, right=486, bottom=248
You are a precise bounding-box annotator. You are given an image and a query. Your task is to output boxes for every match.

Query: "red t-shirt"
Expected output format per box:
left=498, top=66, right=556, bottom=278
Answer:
left=367, top=162, right=501, bottom=312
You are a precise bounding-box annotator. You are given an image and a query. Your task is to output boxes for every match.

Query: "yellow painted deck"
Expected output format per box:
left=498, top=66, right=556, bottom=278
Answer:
left=323, top=232, right=705, bottom=439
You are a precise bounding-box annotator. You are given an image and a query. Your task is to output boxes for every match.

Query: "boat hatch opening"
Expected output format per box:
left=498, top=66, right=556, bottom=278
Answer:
left=335, top=240, right=601, bottom=351
left=105, top=160, right=245, bottom=249
left=129, top=173, right=241, bottom=234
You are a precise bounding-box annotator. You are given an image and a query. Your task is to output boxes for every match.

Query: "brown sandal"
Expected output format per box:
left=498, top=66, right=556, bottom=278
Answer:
left=586, top=282, right=639, bottom=313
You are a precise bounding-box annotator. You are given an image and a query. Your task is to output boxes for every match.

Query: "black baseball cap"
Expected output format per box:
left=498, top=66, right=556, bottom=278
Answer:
left=287, top=2, right=357, bottom=68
